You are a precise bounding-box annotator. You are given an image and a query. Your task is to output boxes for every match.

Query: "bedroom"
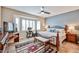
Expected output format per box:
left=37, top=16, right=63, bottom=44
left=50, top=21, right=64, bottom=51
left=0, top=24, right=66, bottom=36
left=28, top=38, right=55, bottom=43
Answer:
left=0, top=6, right=79, bottom=53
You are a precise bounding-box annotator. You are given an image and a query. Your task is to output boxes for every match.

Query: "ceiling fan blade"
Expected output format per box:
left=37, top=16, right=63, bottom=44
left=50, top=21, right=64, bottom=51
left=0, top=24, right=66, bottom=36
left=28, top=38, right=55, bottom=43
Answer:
left=39, top=6, right=51, bottom=14
left=44, top=11, right=50, bottom=14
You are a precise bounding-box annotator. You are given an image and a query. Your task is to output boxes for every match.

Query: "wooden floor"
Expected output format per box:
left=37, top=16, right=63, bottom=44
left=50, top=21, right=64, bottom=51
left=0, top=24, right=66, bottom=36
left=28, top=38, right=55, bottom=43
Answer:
left=6, top=38, right=79, bottom=53
left=59, top=42, right=79, bottom=53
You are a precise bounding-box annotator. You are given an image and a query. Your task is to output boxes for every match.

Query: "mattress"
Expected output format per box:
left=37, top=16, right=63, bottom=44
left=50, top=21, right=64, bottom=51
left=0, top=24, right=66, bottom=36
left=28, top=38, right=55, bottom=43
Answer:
left=38, top=31, right=65, bottom=38
left=38, top=31, right=66, bottom=46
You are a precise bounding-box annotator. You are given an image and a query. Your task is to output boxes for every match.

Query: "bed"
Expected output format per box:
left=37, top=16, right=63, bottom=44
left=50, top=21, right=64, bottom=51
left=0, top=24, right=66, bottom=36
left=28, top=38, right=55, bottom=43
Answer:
left=38, top=28, right=66, bottom=47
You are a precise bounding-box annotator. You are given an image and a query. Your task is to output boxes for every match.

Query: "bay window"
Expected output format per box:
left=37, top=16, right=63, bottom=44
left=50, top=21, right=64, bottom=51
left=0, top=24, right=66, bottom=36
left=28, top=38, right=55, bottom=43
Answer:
left=15, top=17, right=41, bottom=31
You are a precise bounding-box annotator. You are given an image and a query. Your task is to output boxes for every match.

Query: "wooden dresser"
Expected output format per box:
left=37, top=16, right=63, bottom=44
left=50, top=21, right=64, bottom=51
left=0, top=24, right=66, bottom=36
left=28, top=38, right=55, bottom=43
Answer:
left=66, top=32, right=77, bottom=43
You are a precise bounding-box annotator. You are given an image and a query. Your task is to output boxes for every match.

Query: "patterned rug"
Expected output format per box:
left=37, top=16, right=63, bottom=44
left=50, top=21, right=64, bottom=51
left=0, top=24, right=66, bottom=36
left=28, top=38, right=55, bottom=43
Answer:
left=7, top=37, right=79, bottom=53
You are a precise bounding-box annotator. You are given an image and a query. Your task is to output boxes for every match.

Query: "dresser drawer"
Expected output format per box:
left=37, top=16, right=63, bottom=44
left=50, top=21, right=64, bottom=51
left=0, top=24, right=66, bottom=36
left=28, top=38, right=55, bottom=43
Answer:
left=66, top=33, right=77, bottom=43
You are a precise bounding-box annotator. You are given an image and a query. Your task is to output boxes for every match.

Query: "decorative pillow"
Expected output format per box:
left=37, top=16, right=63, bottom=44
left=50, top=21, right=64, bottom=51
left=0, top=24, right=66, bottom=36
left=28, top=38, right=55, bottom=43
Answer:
left=50, top=30, right=53, bottom=32
left=47, top=28, right=56, bottom=32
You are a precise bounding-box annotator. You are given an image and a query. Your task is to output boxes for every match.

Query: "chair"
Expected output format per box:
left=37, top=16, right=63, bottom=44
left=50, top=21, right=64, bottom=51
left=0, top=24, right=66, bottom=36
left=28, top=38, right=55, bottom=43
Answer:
left=0, top=32, right=9, bottom=53
left=26, top=27, right=33, bottom=38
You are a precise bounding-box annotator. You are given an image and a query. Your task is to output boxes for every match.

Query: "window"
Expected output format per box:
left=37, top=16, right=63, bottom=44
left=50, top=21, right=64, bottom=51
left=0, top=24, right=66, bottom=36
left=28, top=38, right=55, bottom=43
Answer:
left=8, top=23, right=14, bottom=32
left=37, top=21, right=40, bottom=30
left=32, top=21, right=35, bottom=30
left=22, top=19, right=26, bottom=31
left=15, top=18, right=20, bottom=32
left=29, top=20, right=33, bottom=28
left=26, top=20, right=29, bottom=30
left=15, top=17, right=41, bottom=31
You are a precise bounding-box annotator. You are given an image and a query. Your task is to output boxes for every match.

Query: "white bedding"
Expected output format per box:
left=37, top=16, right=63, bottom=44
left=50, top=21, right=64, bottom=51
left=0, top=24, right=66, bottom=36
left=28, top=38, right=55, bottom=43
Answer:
left=38, top=31, right=65, bottom=38
left=38, top=31, right=57, bottom=38
left=38, top=31, right=66, bottom=47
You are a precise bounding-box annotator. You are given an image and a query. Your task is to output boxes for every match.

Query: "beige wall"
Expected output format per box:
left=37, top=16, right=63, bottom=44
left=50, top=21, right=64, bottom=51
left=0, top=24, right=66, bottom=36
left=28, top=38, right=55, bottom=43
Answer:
left=39, top=16, right=46, bottom=31
left=2, top=7, right=39, bottom=22
left=1, top=6, right=45, bottom=31
left=0, top=6, right=2, bottom=26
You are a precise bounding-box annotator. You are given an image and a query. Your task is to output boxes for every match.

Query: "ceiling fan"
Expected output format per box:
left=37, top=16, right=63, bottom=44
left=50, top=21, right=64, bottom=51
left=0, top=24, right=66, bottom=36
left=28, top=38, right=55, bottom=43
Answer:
left=39, top=6, right=50, bottom=14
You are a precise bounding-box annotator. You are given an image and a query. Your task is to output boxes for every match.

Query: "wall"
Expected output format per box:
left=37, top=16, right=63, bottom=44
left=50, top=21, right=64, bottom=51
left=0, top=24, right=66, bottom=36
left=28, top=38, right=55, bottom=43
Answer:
left=39, top=16, right=46, bottom=31
left=1, top=7, right=45, bottom=31
left=46, top=9, right=79, bottom=26
left=0, top=6, right=2, bottom=26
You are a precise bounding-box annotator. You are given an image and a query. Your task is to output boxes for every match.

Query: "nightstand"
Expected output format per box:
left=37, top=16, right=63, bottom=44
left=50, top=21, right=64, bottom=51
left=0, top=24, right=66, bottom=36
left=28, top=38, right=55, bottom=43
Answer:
left=66, top=32, right=77, bottom=43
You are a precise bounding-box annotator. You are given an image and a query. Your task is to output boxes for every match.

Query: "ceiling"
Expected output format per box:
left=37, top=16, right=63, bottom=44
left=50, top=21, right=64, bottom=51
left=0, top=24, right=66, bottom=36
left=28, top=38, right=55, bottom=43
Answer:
left=5, top=6, right=79, bottom=18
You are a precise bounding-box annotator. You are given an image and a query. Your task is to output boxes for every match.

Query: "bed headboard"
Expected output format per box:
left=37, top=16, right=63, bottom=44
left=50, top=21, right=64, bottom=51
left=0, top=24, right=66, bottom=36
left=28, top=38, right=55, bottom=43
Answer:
left=48, top=25, right=64, bottom=29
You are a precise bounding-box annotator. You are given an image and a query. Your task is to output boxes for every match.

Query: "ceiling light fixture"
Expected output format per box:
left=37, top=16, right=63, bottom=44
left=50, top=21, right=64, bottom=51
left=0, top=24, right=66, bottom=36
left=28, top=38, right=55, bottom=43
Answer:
left=39, top=6, right=50, bottom=14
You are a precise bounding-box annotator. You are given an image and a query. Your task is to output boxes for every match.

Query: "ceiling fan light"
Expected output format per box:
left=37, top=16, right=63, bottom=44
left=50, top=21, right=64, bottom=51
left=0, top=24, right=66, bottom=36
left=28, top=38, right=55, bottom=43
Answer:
left=41, top=12, right=44, bottom=14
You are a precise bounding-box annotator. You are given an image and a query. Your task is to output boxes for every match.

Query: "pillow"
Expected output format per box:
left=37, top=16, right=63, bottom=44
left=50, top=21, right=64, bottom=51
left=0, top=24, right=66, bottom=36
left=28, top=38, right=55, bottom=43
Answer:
left=47, top=28, right=57, bottom=32
left=50, top=29, right=57, bottom=32
left=50, top=30, right=53, bottom=32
